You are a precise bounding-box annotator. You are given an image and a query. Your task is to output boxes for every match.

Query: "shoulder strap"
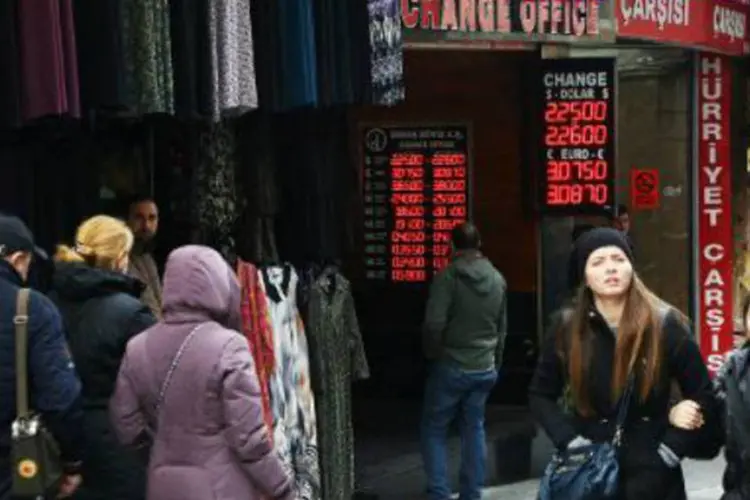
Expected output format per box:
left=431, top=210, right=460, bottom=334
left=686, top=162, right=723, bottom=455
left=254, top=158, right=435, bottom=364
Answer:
left=611, top=373, right=636, bottom=446
left=14, top=288, right=31, bottom=418
left=612, top=306, right=671, bottom=446
left=153, top=323, right=206, bottom=419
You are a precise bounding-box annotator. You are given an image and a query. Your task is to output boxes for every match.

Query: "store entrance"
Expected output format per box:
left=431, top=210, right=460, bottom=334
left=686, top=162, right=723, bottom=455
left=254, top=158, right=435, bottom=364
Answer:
left=348, top=49, right=541, bottom=495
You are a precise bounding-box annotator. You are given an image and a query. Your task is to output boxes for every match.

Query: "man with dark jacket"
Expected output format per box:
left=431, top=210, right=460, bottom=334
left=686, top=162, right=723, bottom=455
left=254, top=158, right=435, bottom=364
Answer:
left=0, top=215, right=85, bottom=499
left=420, top=222, right=506, bottom=500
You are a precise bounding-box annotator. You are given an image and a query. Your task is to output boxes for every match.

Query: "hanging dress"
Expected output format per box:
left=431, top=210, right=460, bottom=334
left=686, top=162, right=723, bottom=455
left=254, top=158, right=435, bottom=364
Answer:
left=261, top=264, right=321, bottom=500
left=368, top=0, right=405, bottom=106
left=0, top=0, right=20, bottom=129
left=120, top=0, right=174, bottom=114
left=276, top=0, right=318, bottom=110
left=237, top=258, right=276, bottom=435
left=169, top=0, right=212, bottom=118
left=306, top=268, right=370, bottom=500
left=207, top=0, right=258, bottom=120
left=73, top=0, right=128, bottom=112
left=17, top=0, right=81, bottom=121
left=192, top=120, right=243, bottom=259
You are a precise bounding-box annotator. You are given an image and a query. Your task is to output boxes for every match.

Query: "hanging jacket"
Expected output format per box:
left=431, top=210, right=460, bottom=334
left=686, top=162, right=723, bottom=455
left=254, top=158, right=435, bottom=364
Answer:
left=49, top=262, right=156, bottom=500
left=110, top=245, right=294, bottom=500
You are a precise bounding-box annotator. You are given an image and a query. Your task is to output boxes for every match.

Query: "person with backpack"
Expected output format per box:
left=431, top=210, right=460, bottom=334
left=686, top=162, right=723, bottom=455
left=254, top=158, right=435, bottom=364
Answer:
left=0, top=215, right=85, bottom=499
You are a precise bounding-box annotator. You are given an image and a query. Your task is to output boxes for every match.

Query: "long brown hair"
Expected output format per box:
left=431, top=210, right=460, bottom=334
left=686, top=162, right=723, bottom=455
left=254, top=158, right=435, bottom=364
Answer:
left=558, top=275, right=666, bottom=416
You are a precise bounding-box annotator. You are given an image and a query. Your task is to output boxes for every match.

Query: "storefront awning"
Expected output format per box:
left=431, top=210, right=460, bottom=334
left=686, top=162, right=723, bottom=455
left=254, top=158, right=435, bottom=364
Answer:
left=616, top=0, right=749, bottom=56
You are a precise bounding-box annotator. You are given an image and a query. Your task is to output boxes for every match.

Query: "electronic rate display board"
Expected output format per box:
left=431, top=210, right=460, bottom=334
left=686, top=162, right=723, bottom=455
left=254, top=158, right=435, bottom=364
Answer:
left=362, top=125, right=470, bottom=283
left=540, top=58, right=616, bottom=213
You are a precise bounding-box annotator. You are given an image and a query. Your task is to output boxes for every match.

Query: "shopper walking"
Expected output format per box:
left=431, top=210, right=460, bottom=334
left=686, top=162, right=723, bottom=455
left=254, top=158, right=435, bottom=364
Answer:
left=110, top=245, right=295, bottom=500
left=0, top=214, right=84, bottom=500
left=420, top=222, right=507, bottom=500
left=529, top=228, right=716, bottom=500
left=49, top=215, right=156, bottom=500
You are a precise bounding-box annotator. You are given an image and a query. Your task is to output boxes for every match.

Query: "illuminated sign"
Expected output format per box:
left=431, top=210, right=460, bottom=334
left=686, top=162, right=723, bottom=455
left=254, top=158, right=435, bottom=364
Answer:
left=539, top=57, right=616, bottom=213
left=694, top=53, right=733, bottom=376
left=401, top=0, right=601, bottom=37
left=362, top=125, right=471, bottom=283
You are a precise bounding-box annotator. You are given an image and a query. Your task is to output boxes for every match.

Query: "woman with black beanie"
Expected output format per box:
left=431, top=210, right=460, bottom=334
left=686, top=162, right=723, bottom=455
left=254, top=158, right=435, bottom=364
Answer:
left=529, top=228, right=718, bottom=499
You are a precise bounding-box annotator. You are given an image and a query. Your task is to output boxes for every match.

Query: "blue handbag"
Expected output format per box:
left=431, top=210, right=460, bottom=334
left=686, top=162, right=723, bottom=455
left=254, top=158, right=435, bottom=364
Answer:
left=538, top=374, right=635, bottom=500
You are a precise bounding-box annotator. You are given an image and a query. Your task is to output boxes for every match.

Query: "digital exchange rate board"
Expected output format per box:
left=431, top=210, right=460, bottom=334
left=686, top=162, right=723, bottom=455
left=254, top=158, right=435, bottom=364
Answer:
left=362, top=125, right=471, bottom=283
left=540, top=57, right=616, bottom=214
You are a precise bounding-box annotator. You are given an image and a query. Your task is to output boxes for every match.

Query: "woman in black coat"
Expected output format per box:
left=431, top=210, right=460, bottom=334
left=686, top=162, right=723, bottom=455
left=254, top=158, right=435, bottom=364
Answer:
left=49, top=215, right=156, bottom=500
left=671, top=294, right=750, bottom=499
left=529, top=228, right=717, bottom=500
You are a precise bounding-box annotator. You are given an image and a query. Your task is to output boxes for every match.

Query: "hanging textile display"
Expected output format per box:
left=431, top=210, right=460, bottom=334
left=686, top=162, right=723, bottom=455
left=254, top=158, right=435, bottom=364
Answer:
left=121, top=0, right=174, bottom=115
left=0, top=1, right=20, bottom=130
left=235, top=113, right=279, bottom=263
left=207, top=0, right=259, bottom=120
left=192, top=119, right=244, bottom=260
left=276, top=0, right=319, bottom=110
left=169, top=0, right=212, bottom=118
left=73, top=0, right=128, bottom=112
left=306, top=267, right=370, bottom=500
left=16, top=0, right=81, bottom=122
left=260, top=264, right=321, bottom=500
left=236, top=258, right=276, bottom=435
left=368, top=0, right=405, bottom=106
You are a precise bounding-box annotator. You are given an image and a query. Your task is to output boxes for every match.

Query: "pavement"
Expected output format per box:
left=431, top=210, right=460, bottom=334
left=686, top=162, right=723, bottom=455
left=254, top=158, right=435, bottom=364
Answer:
left=482, top=456, right=726, bottom=499
left=359, top=425, right=726, bottom=499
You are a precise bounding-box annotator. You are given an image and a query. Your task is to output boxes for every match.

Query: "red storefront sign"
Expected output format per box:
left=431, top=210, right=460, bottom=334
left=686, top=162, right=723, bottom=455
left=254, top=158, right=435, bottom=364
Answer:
left=695, top=53, right=733, bottom=376
left=401, top=0, right=601, bottom=36
left=617, top=0, right=749, bottom=55
left=630, top=168, right=660, bottom=210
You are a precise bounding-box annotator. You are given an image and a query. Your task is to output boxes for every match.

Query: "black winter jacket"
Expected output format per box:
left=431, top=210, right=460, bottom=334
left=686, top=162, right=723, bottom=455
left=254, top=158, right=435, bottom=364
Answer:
left=49, top=262, right=156, bottom=500
left=0, top=261, right=85, bottom=500
left=529, top=306, right=716, bottom=500
left=714, top=343, right=750, bottom=499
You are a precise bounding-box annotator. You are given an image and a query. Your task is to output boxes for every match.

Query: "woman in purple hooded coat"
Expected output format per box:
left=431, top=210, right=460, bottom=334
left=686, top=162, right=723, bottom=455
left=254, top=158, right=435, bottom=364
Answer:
left=109, top=245, right=295, bottom=500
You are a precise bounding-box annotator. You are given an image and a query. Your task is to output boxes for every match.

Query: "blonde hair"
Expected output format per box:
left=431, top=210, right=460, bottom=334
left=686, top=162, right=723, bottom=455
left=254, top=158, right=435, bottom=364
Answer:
left=55, top=215, right=134, bottom=271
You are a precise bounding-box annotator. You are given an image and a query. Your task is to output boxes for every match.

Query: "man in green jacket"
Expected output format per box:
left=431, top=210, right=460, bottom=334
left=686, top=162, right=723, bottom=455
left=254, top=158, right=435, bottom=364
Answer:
left=420, top=222, right=507, bottom=500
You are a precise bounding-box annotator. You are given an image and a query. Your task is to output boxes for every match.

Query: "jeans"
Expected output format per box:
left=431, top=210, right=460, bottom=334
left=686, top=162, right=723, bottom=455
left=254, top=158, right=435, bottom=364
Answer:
left=420, top=362, right=498, bottom=500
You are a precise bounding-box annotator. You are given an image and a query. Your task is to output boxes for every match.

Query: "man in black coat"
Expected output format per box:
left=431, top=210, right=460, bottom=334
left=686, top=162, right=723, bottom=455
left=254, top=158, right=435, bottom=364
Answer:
left=0, top=215, right=85, bottom=499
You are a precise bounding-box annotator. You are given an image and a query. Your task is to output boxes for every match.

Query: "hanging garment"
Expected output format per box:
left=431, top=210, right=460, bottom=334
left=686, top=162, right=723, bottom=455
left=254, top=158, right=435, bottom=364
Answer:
left=207, top=0, right=258, bottom=120
left=193, top=120, right=244, bottom=259
left=17, top=0, right=81, bottom=122
left=235, top=112, right=279, bottom=263
left=368, top=0, right=405, bottom=106
left=306, top=267, right=370, bottom=500
left=121, top=0, right=174, bottom=115
left=261, top=265, right=321, bottom=500
left=169, top=0, right=212, bottom=118
left=277, top=0, right=318, bottom=110
left=0, top=0, right=21, bottom=130
left=313, top=0, right=357, bottom=106
left=237, top=259, right=276, bottom=436
left=73, top=0, right=128, bottom=112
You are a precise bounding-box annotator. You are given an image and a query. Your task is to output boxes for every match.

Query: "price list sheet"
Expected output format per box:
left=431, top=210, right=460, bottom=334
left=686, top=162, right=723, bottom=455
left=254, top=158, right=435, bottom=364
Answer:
left=362, top=125, right=471, bottom=283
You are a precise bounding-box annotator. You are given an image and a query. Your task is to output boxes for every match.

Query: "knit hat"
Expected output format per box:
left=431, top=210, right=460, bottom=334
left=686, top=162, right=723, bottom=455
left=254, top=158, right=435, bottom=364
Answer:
left=569, top=227, right=634, bottom=289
